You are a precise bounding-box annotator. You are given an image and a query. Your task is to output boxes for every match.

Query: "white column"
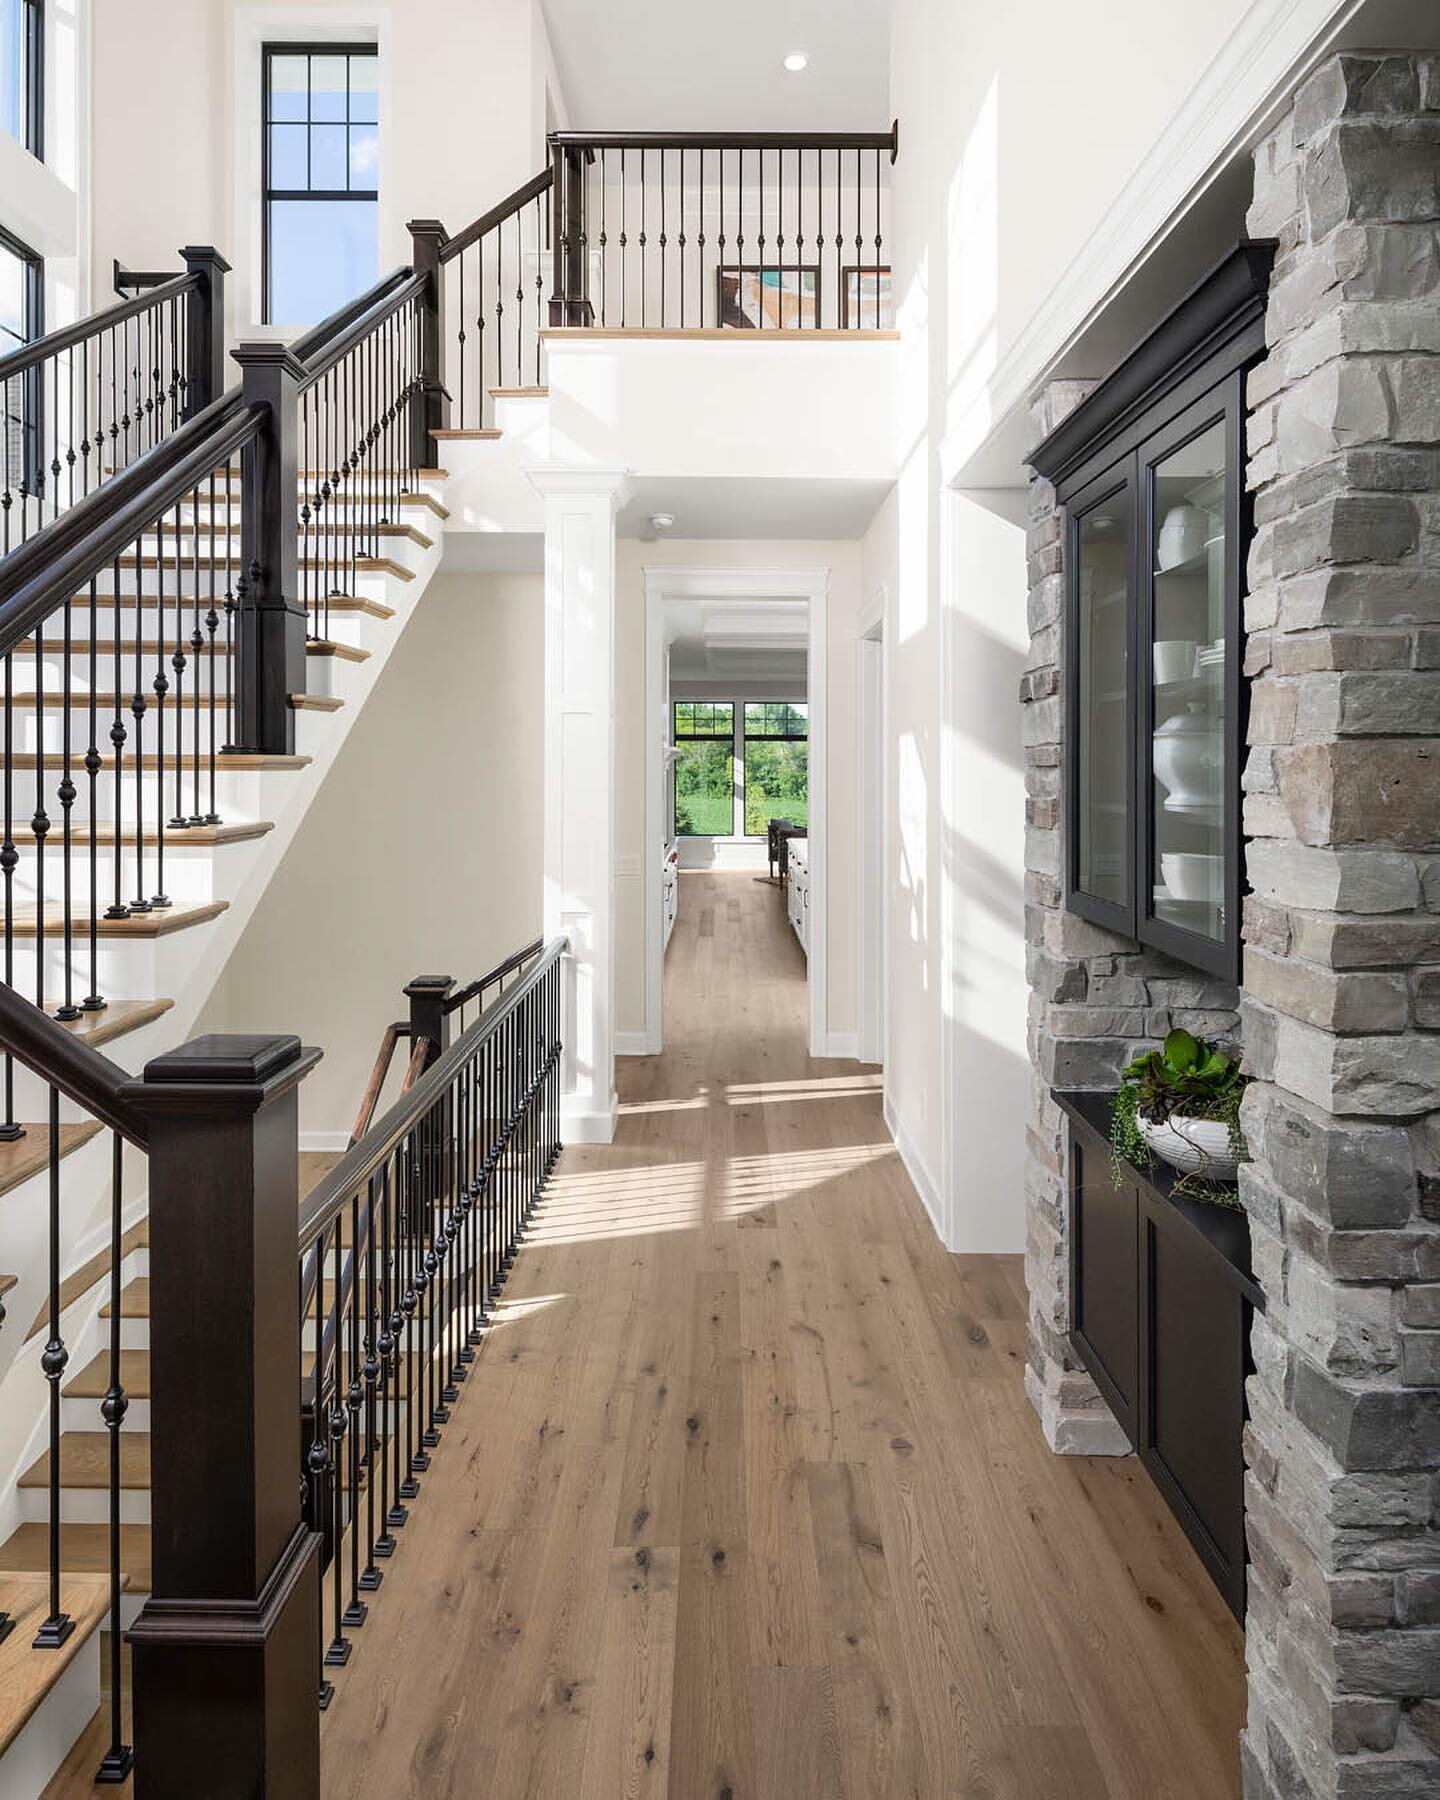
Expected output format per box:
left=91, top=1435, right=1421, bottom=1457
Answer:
left=530, top=468, right=628, bottom=1145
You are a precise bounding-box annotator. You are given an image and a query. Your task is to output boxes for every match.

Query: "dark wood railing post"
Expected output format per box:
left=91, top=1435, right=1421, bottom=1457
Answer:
left=124, top=1033, right=323, bottom=1800
left=232, top=342, right=306, bottom=754
left=548, top=143, right=593, bottom=326
left=404, top=975, right=455, bottom=1073
left=406, top=220, right=449, bottom=469
left=179, top=245, right=230, bottom=417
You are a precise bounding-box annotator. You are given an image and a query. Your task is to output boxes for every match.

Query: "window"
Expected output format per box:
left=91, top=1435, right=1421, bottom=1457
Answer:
left=673, top=702, right=734, bottom=836
left=743, top=701, right=808, bottom=835
left=0, top=225, right=42, bottom=494
left=1, top=0, right=42, bottom=158
left=263, top=44, right=378, bottom=325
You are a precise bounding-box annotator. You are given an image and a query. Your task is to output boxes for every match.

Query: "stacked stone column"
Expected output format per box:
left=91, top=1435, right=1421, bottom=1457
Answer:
left=1238, top=53, right=1440, bottom=1800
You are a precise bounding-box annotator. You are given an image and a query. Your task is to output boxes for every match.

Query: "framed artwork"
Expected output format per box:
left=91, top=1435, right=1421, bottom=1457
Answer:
left=716, top=265, right=819, bottom=329
left=842, top=265, right=894, bottom=329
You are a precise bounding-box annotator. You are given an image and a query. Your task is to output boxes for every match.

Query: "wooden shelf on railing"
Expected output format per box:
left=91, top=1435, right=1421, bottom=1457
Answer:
left=0, top=1122, right=104, bottom=1201
left=540, top=326, right=900, bottom=342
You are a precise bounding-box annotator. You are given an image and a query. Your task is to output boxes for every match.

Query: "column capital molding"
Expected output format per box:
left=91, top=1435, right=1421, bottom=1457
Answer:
left=526, top=464, right=631, bottom=507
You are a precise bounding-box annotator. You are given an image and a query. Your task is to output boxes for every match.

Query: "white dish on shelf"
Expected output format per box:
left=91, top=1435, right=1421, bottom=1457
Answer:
left=1160, top=851, right=1222, bottom=902
left=1153, top=639, right=1198, bottom=685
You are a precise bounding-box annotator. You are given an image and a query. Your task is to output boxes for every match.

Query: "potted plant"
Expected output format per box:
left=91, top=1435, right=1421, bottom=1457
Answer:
left=1110, top=1027, right=1249, bottom=1205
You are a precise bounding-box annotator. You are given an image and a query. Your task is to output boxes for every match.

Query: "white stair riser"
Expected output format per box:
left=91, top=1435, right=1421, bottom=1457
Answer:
left=5, top=913, right=224, bottom=1002
left=11, top=836, right=254, bottom=909
left=0, top=1629, right=101, bottom=1800
left=60, top=1394, right=151, bottom=1432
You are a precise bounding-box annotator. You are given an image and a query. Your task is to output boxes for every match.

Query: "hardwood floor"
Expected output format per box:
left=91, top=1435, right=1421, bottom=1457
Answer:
left=318, top=870, right=1245, bottom=1798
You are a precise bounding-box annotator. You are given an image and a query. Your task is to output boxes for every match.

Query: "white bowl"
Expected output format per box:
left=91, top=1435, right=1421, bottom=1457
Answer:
left=1153, top=639, right=1197, bottom=685
left=1160, top=851, right=1222, bottom=901
left=1140, top=1114, right=1239, bottom=1182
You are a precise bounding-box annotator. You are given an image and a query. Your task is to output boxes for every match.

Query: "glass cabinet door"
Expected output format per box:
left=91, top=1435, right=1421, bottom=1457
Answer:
left=1072, top=481, right=1133, bottom=924
left=1144, top=403, right=1235, bottom=966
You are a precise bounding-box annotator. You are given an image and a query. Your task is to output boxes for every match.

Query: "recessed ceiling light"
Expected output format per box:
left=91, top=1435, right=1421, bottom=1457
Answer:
left=783, top=52, right=808, bottom=72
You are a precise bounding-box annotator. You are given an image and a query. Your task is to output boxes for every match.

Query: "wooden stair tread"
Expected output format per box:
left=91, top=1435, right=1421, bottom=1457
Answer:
left=25, top=1222, right=147, bottom=1342
left=398, top=491, right=450, bottom=519
left=0, top=1274, right=15, bottom=1298
left=11, top=692, right=344, bottom=715
left=2, top=900, right=229, bottom=938
left=63, top=1349, right=151, bottom=1400
left=63, top=821, right=272, bottom=848
left=0, top=1571, right=113, bottom=1756
left=18, top=1431, right=151, bottom=1491
left=0, top=1523, right=150, bottom=1597
left=99, top=1277, right=148, bottom=1321
left=488, top=385, right=548, bottom=398
left=299, top=1149, right=344, bottom=1203
left=54, top=591, right=395, bottom=619
left=56, top=999, right=173, bottom=1049
left=15, top=638, right=367, bottom=663
left=432, top=428, right=502, bottom=441
left=144, top=520, right=433, bottom=548
left=103, top=551, right=413, bottom=582
left=7, top=752, right=310, bottom=773
left=290, top=693, right=344, bottom=712
left=0, top=1123, right=104, bottom=1201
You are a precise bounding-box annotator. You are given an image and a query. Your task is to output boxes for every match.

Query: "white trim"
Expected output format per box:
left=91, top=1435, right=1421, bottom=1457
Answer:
left=643, top=565, right=830, bottom=1060
left=299, top=1130, right=350, bottom=1153
left=561, top=1095, right=620, bottom=1144
left=885, top=1093, right=946, bottom=1245
left=937, top=0, right=1362, bottom=485
left=614, top=1031, right=652, bottom=1057
left=856, top=589, right=887, bottom=1068
left=821, top=1032, right=859, bottom=1060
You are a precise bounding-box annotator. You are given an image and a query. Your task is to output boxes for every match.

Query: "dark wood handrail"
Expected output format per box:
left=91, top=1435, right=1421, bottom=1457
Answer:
left=298, top=937, right=567, bottom=1255
left=349, top=1021, right=408, bottom=1148
left=442, top=935, right=544, bottom=1015
left=439, top=167, right=553, bottom=264
left=548, top=123, right=899, bottom=161
left=0, top=270, right=197, bottom=384
left=0, top=982, right=148, bottom=1147
left=293, top=267, right=425, bottom=387
left=0, top=390, right=261, bottom=646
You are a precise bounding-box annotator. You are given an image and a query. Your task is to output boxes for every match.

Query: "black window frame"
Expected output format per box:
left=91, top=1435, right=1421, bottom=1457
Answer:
left=3, top=0, right=44, bottom=160
left=261, top=40, right=379, bottom=325
left=740, top=700, right=808, bottom=839
left=0, top=222, right=44, bottom=494
left=672, top=701, right=736, bottom=838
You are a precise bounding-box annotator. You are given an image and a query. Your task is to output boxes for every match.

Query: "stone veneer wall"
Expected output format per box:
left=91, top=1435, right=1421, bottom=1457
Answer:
left=1020, top=380, right=1242, bottom=1456
left=1238, top=53, right=1440, bottom=1800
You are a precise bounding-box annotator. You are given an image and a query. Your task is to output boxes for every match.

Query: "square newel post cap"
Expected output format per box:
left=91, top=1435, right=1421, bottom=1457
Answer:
left=230, top=340, right=309, bottom=383
left=403, top=976, right=456, bottom=999
left=407, top=217, right=450, bottom=247
left=179, top=244, right=232, bottom=275
left=123, top=1032, right=321, bottom=1114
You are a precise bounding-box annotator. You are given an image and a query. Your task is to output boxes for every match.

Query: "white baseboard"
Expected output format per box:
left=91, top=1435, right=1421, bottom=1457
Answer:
left=561, top=1092, right=618, bottom=1145
left=614, top=1031, right=656, bottom=1057
left=884, top=1092, right=947, bottom=1246
left=817, top=1031, right=859, bottom=1060
left=300, top=1130, right=350, bottom=1152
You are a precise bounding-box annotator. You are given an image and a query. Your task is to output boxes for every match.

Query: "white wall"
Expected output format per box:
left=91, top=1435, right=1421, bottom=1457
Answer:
left=614, top=537, right=861, bottom=1047
left=196, top=570, right=545, bottom=1135
left=87, top=0, right=564, bottom=330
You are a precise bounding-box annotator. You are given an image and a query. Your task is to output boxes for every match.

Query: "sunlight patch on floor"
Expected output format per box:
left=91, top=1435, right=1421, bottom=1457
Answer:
left=526, top=1158, right=709, bottom=1242
left=716, top=1141, right=897, bottom=1217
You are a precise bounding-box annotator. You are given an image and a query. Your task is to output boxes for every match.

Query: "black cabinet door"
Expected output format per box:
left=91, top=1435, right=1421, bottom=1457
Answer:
left=1070, top=1136, right=1139, bottom=1444
left=1139, top=1200, right=1249, bottom=1618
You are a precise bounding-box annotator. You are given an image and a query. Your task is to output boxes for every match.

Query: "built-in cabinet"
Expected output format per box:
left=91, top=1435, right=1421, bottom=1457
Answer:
left=662, top=840, right=679, bottom=950
left=786, top=836, right=809, bottom=957
left=1032, top=245, right=1275, bottom=983
left=1058, top=1091, right=1260, bottom=1621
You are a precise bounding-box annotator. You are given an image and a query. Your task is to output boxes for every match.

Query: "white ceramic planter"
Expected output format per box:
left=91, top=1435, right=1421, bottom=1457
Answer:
left=1139, top=1113, right=1240, bottom=1182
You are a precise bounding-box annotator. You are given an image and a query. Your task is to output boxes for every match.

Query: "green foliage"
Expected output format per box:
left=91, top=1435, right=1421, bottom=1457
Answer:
left=674, top=740, right=734, bottom=835
left=743, top=740, right=808, bottom=835
left=1110, top=1027, right=1249, bottom=1206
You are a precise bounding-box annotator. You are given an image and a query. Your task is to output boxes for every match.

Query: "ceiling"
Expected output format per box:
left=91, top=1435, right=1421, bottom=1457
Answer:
left=666, top=596, right=809, bottom=685
left=541, top=0, right=891, bottom=133
left=618, top=475, right=892, bottom=540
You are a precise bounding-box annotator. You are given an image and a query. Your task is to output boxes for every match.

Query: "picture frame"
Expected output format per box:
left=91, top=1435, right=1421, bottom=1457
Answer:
left=715, top=264, right=820, bottom=329
left=842, top=264, right=894, bottom=329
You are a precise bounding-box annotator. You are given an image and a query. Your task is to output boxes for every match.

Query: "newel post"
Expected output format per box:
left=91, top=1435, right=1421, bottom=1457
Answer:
left=404, top=974, right=454, bottom=1073
left=124, top=1034, right=323, bottom=1799
left=548, top=143, right=594, bottom=326
left=179, top=245, right=230, bottom=417
left=232, top=342, right=306, bottom=755
left=406, top=219, right=449, bottom=471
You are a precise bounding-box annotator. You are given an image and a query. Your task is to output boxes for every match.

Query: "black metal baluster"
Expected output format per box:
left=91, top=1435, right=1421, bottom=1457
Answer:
left=169, top=503, right=187, bottom=833
left=515, top=207, right=524, bottom=391
left=343, top=1189, right=366, bottom=1630
left=398, top=1131, right=420, bottom=1503
left=535, top=193, right=545, bottom=381
left=310, top=1223, right=334, bottom=1709
left=423, top=1103, right=443, bottom=1440
left=359, top=1171, right=383, bottom=1593
left=324, top=1224, right=349, bottom=1669
left=96, top=1130, right=133, bottom=1781
left=640, top=148, right=647, bottom=328
left=376, top=1155, right=398, bottom=1556
left=476, top=236, right=485, bottom=430
left=698, top=148, right=707, bottom=329
left=619, top=148, right=628, bottom=330
left=204, top=474, right=219, bottom=822
left=494, top=209, right=505, bottom=396
left=190, top=483, right=204, bottom=823
left=299, top=390, right=312, bottom=638
left=776, top=148, right=785, bottom=329
left=874, top=146, right=884, bottom=328
left=83, top=576, right=103, bottom=1011
left=32, top=614, right=49, bottom=1017
left=56, top=596, right=79, bottom=1019
left=150, top=513, right=171, bottom=908
left=855, top=146, right=863, bottom=331
left=128, top=538, right=149, bottom=915
left=49, top=355, right=61, bottom=524
left=660, top=148, right=668, bottom=326
left=0, top=654, right=19, bottom=1142
left=106, top=559, right=127, bottom=925
left=34, top=1086, right=74, bottom=1648
left=222, top=469, right=236, bottom=752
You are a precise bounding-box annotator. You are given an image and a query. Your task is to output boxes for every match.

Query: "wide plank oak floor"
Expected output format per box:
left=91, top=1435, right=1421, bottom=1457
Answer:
left=317, top=870, right=1245, bottom=1798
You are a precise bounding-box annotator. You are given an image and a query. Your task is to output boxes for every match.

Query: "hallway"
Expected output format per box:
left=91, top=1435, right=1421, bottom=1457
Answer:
left=319, top=871, right=1245, bottom=1798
